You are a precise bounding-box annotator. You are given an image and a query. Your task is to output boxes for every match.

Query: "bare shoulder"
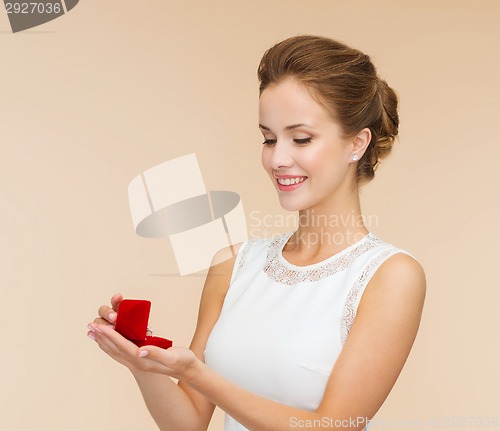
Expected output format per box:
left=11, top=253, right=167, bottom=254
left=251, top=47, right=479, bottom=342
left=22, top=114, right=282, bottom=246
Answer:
left=202, top=240, right=244, bottom=298
left=358, top=251, right=426, bottom=316
left=207, top=242, right=245, bottom=282
left=376, top=252, right=426, bottom=282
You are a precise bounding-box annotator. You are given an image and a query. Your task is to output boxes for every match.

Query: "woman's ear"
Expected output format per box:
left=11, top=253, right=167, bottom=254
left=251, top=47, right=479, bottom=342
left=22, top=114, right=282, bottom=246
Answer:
left=351, top=127, right=372, bottom=158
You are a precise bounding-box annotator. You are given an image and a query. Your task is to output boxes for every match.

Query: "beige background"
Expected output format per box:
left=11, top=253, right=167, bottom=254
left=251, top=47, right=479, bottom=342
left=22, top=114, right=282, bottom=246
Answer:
left=1, top=1, right=499, bottom=430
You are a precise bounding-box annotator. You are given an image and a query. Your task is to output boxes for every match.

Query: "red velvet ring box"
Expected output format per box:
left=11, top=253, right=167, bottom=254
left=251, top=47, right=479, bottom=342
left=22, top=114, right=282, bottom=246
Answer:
left=114, top=299, right=173, bottom=349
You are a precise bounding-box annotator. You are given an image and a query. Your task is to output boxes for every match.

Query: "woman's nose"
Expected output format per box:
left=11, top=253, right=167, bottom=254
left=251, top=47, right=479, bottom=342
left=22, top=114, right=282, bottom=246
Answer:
left=269, top=142, right=293, bottom=170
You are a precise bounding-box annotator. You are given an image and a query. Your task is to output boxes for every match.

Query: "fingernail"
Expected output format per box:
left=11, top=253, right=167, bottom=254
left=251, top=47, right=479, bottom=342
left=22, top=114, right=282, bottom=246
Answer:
left=138, top=350, right=149, bottom=358
left=87, top=332, right=96, bottom=341
left=108, top=313, right=116, bottom=322
left=88, top=323, right=103, bottom=333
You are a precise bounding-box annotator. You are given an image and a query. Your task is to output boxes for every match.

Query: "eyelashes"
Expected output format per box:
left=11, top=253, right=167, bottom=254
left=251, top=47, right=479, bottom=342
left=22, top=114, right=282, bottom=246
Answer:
left=262, top=138, right=312, bottom=146
left=295, top=138, right=312, bottom=145
left=262, top=139, right=276, bottom=146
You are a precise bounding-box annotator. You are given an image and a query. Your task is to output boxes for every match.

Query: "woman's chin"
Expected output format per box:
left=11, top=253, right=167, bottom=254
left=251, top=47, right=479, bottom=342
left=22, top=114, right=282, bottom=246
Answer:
left=277, top=196, right=308, bottom=212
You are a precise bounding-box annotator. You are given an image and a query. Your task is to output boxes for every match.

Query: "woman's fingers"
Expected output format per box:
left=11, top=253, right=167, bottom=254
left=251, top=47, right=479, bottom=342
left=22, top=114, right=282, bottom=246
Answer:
left=98, top=304, right=117, bottom=324
left=136, top=346, right=198, bottom=379
left=110, top=293, right=123, bottom=313
left=138, top=346, right=177, bottom=364
left=88, top=323, right=138, bottom=368
left=93, top=317, right=112, bottom=326
left=133, top=347, right=178, bottom=374
left=96, top=294, right=123, bottom=324
left=91, top=323, right=134, bottom=352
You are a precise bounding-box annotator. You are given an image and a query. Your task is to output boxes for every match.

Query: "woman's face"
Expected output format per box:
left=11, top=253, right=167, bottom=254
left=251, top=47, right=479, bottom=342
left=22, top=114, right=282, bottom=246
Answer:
left=259, top=77, right=358, bottom=212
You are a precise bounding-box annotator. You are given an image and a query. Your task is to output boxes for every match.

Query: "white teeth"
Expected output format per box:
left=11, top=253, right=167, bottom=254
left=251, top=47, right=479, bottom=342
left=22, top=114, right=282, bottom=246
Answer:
left=277, top=177, right=306, bottom=185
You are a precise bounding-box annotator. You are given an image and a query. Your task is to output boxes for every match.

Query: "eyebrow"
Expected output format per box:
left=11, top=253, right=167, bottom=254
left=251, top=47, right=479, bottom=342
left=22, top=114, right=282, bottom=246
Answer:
left=258, top=123, right=314, bottom=131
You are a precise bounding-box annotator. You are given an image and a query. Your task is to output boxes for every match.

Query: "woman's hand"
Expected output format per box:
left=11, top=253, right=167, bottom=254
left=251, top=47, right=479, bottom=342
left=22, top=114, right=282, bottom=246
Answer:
left=88, top=322, right=199, bottom=380
left=90, top=292, right=153, bottom=335
left=87, top=293, right=199, bottom=381
left=91, top=292, right=123, bottom=328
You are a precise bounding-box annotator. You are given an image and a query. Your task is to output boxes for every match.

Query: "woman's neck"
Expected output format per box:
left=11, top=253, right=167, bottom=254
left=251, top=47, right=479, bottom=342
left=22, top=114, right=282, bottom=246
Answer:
left=290, top=198, right=369, bottom=254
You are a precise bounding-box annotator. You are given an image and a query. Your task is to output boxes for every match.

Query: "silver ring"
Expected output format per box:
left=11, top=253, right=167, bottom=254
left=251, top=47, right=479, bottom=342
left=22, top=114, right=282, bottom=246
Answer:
left=147, top=326, right=154, bottom=337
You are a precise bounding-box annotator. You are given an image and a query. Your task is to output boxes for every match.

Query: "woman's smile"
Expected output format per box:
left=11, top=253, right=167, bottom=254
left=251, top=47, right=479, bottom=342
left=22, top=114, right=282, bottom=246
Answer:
left=274, top=174, right=308, bottom=191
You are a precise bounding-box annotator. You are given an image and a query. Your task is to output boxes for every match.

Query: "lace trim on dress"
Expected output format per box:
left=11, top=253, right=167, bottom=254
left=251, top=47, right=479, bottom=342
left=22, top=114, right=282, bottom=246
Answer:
left=263, top=232, right=383, bottom=286
left=235, top=240, right=253, bottom=275
left=340, top=248, right=401, bottom=345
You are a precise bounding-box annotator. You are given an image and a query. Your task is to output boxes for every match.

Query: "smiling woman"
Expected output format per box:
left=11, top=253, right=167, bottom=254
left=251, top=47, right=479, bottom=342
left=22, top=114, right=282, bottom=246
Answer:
left=257, top=35, right=399, bottom=190
left=88, top=35, right=426, bottom=431
left=259, top=77, right=361, bottom=212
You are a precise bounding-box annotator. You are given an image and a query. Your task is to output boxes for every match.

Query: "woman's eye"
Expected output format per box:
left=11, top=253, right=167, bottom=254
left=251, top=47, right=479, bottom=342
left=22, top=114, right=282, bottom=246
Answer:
left=262, top=139, right=277, bottom=146
left=294, top=137, right=312, bottom=145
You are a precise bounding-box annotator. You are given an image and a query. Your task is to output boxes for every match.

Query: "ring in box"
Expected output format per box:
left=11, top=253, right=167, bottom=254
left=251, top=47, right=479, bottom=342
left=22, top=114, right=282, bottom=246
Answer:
left=114, top=299, right=172, bottom=349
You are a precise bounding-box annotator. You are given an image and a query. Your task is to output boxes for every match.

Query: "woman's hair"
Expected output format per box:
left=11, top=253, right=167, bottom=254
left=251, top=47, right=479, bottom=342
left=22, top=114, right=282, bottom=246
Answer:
left=257, top=35, right=399, bottom=186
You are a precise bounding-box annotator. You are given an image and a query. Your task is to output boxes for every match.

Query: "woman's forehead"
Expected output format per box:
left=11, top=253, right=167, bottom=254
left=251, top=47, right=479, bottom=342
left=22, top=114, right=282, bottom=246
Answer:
left=259, top=80, right=334, bottom=127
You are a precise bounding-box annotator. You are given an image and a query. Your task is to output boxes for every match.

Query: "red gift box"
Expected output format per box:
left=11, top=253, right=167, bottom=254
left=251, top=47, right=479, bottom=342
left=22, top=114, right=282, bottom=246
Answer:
left=114, top=299, right=173, bottom=349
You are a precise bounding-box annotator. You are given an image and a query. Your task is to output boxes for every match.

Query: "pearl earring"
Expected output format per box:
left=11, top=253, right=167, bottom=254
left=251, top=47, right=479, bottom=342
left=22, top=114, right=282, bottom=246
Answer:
left=352, top=155, right=359, bottom=161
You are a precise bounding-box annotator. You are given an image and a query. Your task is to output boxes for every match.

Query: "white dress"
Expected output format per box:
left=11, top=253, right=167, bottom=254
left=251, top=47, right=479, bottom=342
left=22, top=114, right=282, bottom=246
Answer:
left=204, top=231, right=417, bottom=431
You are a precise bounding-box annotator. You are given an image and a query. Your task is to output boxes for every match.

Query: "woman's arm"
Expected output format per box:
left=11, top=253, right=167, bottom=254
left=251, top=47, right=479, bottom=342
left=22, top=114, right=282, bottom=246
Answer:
left=89, top=244, right=242, bottom=431
left=141, top=252, right=426, bottom=431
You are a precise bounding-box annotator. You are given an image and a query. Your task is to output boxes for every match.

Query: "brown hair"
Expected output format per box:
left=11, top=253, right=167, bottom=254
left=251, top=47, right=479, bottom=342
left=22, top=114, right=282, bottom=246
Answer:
left=257, top=35, right=399, bottom=186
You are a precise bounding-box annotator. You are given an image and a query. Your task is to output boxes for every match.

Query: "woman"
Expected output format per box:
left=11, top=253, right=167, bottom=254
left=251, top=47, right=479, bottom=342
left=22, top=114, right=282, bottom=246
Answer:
left=88, top=35, right=426, bottom=431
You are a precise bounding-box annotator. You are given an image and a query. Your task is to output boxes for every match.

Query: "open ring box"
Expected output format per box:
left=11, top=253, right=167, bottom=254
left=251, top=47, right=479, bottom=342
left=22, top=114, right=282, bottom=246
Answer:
left=114, top=299, right=173, bottom=349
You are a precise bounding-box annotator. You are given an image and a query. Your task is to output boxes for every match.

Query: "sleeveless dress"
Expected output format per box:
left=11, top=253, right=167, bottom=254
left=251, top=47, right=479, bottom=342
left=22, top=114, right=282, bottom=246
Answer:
left=204, top=231, right=418, bottom=431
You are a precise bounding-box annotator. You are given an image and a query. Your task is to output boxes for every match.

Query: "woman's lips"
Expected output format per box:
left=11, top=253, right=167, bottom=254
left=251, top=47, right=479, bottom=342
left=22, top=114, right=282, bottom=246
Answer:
left=275, top=176, right=308, bottom=191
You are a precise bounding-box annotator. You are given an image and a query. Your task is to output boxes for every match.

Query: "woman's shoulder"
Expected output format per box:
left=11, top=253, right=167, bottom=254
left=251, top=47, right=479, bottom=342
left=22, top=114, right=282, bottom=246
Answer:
left=358, top=232, right=426, bottom=297
left=365, top=232, right=420, bottom=264
left=359, top=232, right=426, bottom=305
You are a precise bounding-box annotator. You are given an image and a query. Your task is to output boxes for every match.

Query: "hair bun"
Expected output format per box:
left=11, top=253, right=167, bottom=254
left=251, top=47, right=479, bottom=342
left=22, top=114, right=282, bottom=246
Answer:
left=353, top=76, right=400, bottom=183
left=377, top=78, right=399, bottom=142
